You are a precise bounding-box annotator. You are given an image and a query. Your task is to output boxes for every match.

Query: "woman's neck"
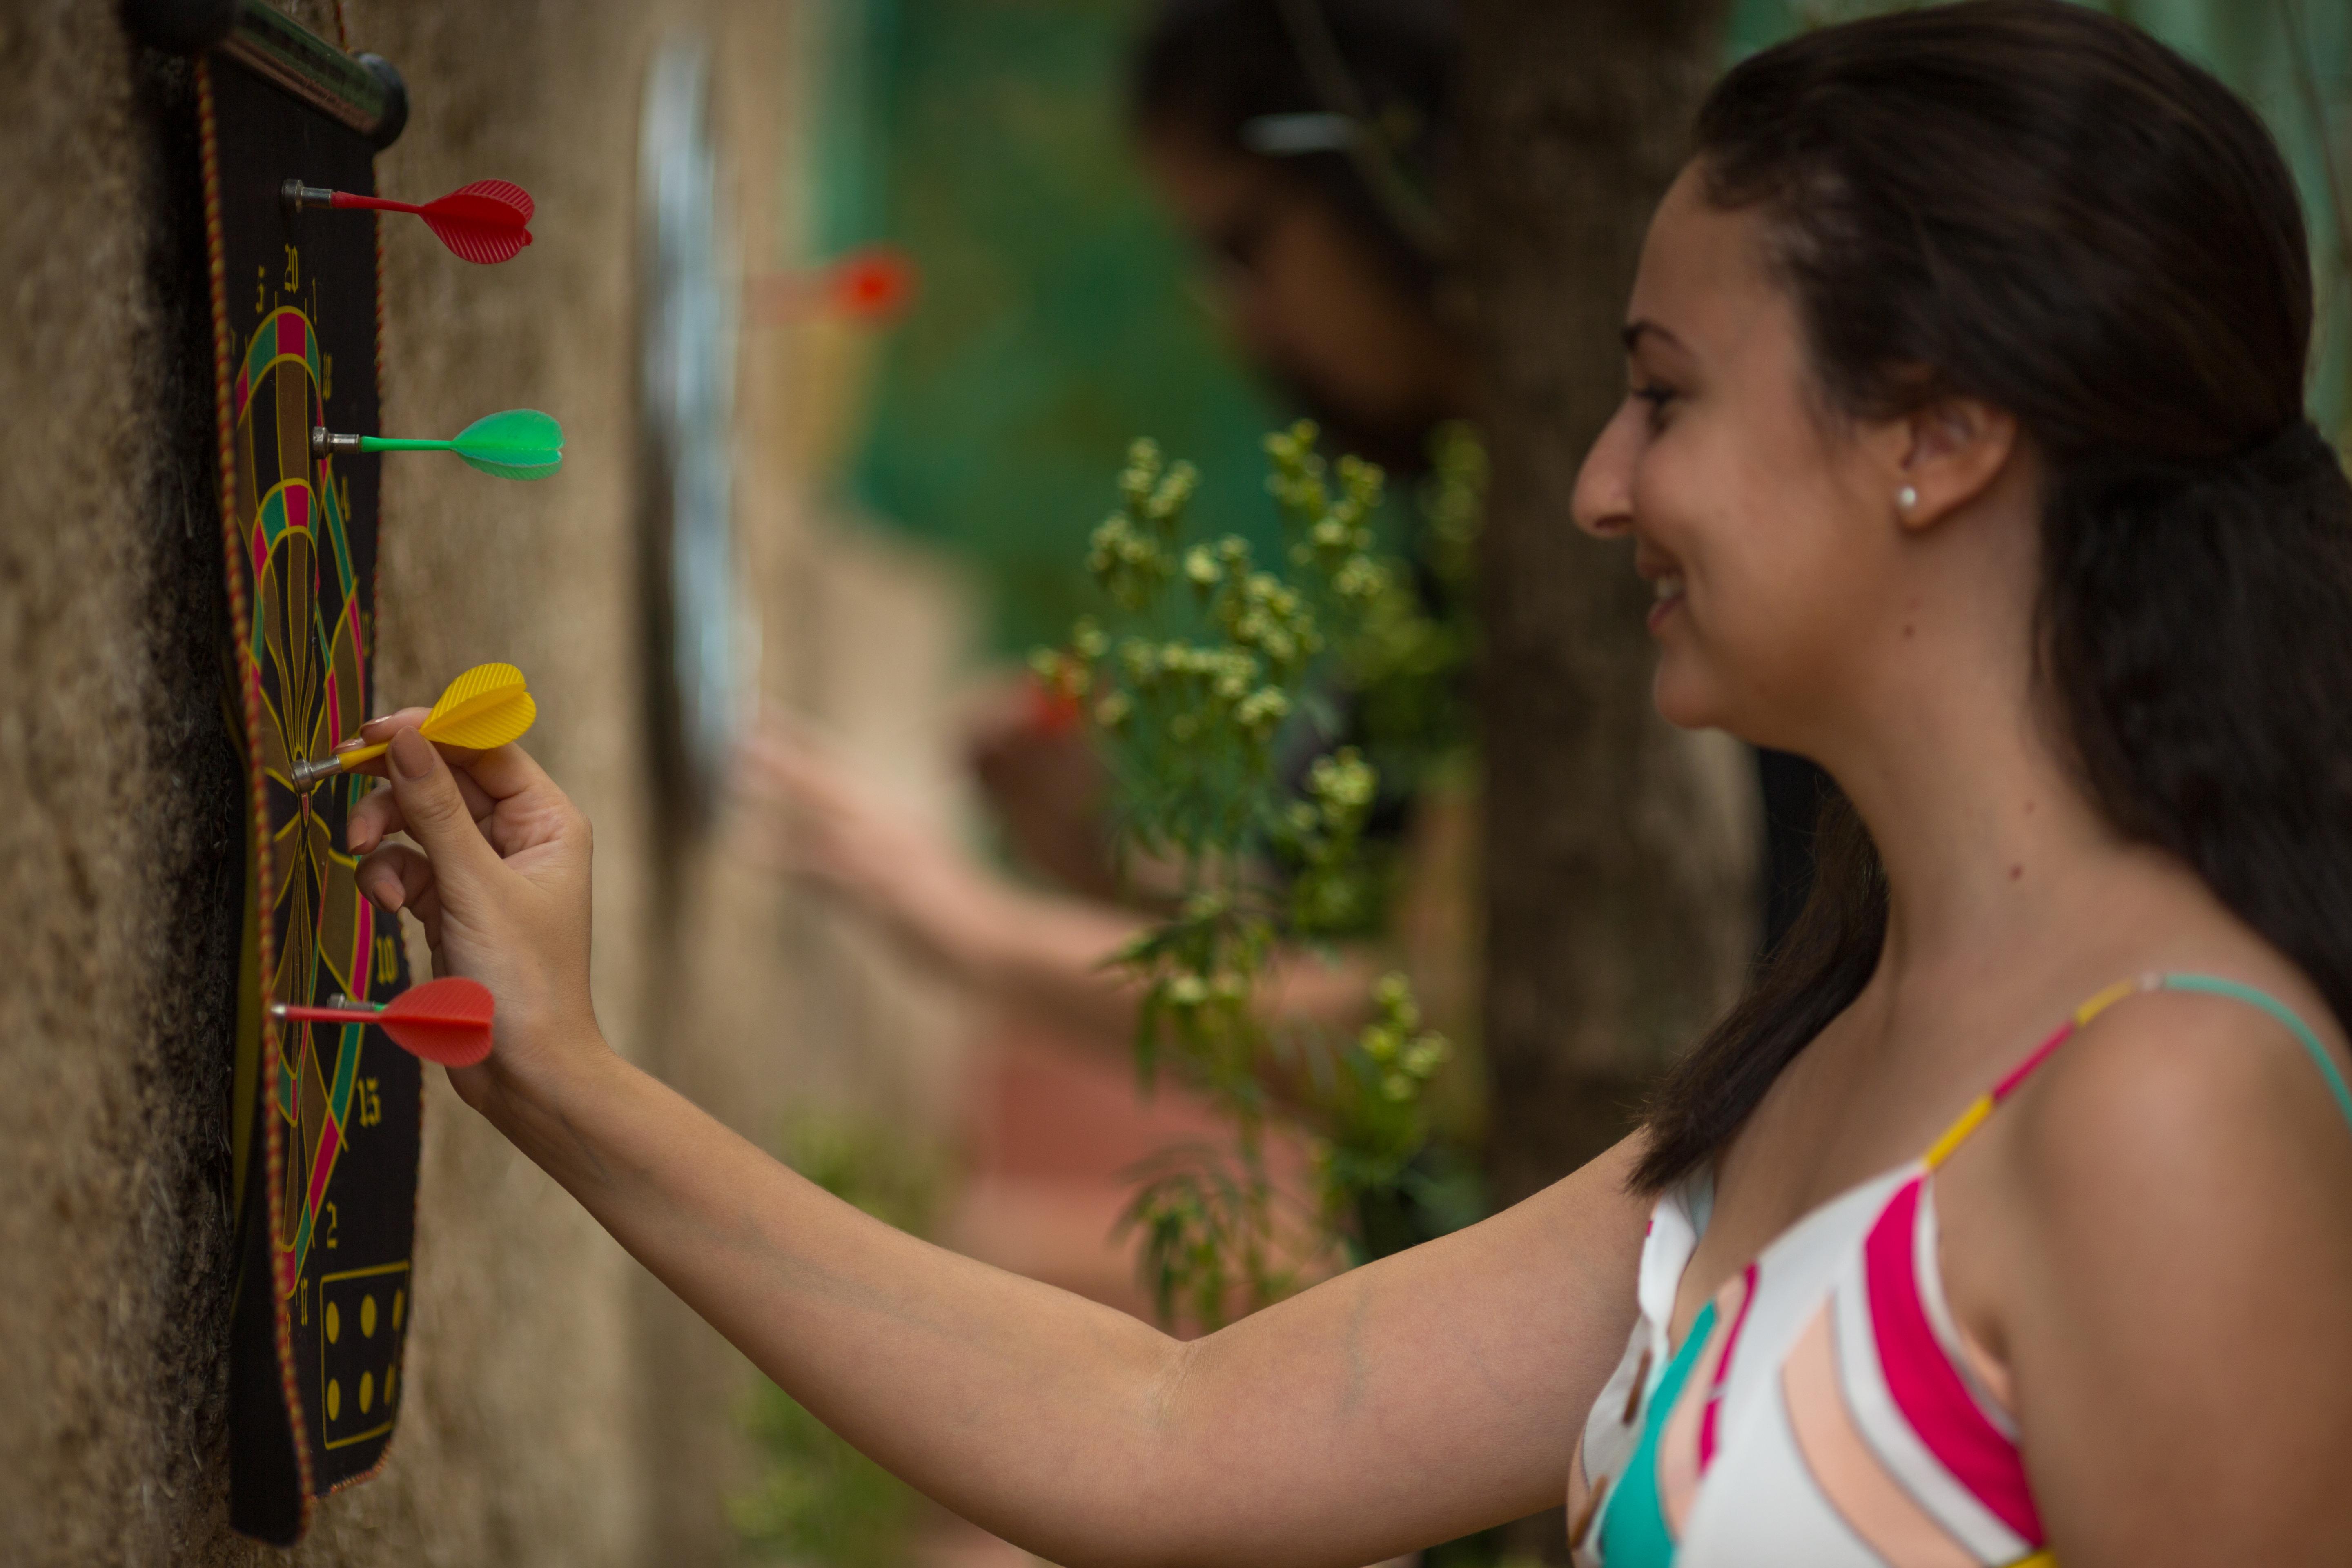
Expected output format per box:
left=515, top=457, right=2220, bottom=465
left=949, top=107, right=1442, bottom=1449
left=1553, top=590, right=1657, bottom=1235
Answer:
left=1830, top=680, right=2175, bottom=1002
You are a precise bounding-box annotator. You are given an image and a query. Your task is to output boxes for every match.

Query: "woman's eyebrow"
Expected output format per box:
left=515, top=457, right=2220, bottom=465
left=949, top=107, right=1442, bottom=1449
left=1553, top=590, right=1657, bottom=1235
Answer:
left=1621, top=319, right=1689, bottom=355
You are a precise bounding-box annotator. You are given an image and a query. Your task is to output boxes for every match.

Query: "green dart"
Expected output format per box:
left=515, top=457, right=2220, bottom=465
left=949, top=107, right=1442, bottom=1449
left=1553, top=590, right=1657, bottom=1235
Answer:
left=312, top=408, right=564, bottom=481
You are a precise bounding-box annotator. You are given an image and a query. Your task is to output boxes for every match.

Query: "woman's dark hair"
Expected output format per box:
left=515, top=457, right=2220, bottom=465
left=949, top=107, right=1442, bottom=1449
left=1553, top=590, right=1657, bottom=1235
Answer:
left=1637, top=0, right=2352, bottom=1191
left=1129, top=0, right=1457, bottom=303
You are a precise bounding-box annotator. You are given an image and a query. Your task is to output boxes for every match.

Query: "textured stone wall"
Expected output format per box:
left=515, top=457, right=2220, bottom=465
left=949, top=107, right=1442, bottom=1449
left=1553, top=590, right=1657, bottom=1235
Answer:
left=0, top=2, right=971, bottom=1563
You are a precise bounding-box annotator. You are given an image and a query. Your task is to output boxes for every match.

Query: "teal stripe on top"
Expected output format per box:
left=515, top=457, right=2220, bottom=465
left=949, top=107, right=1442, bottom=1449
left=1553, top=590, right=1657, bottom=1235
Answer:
left=1594, top=1300, right=1718, bottom=1568
left=2164, top=973, right=2352, bottom=1135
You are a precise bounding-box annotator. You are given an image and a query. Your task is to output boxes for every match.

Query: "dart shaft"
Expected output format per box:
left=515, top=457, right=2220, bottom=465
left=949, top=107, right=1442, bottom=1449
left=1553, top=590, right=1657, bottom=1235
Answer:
left=311, top=429, right=463, bottom=457
left=288, top=747, right=375, bottom=789
left=274, top=1003, right=381, bottom=1025
left=329, top=190, right=426, bottom=216
left=282, top=183, right=424, bottom=216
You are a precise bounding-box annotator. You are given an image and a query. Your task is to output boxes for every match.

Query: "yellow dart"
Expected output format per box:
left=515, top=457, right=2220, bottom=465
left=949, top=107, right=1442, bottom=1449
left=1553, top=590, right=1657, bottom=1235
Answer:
left=290, top=662, right=536, bottom=790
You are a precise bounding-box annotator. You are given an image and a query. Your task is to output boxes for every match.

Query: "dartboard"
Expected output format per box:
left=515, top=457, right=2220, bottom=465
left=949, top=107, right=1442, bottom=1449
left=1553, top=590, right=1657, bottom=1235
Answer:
left=235, top=304, right=396, bottom=1307
left=195, top=36, right=422, bottom=1546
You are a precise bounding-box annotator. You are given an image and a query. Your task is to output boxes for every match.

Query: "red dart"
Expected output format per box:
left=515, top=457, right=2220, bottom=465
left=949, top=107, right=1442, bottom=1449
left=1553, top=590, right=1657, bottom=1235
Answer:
left=752, top=244, right=920, bottom=324
left=828, top=245, right=917, bottom=322
left=283, top=179, right=535, bottom=265
left=273, top=976, right=497, bottom=1067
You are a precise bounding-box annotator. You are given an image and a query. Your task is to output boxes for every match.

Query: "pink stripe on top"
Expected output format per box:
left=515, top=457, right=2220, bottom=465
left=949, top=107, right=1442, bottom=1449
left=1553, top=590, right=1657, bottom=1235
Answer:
left=1988, top=1020, right=2074, bottom=1101
left=1696, top=1263, right=1758, bottom=1468
left=1863, top=1179, right=2043, bottom=1541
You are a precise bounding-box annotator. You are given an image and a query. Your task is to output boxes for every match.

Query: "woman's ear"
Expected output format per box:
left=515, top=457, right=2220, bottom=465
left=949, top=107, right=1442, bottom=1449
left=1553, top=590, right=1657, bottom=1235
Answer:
left=1893, top=396, right=2018, bottom=531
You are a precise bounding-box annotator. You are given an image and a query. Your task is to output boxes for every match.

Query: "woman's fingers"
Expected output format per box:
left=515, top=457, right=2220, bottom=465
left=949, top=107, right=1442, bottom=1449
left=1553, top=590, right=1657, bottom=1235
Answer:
left=379, top=729, right=508, bottom=895
left=349, top=755, right=496, bottom=854
left=355, top=841, right=432, bottom=913
left=356, top=842, right=444, bottom=951
left=354, top=707, right=434, bottom=745
left=738, top=718, right=874, bottom=821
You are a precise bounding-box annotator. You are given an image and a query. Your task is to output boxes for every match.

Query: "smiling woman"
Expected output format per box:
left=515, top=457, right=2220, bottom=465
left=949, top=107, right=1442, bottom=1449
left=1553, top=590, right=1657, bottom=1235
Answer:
left=337, top=3, right=2352, bottom=1565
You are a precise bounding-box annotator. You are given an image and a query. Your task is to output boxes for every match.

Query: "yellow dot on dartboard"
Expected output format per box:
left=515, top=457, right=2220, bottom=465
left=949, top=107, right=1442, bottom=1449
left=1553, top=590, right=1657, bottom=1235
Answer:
left=359, top=1371, right=374, bottom=1414
left=361, top=1294, right=378, bottom=1337
left=325, top=1302, right=340, bottom=1344
left=327, top=1379, right=341, bottom=1421
left=392, top=1289, right=405, bottom=1330
left=385, top=1364, right=399, bottom=1409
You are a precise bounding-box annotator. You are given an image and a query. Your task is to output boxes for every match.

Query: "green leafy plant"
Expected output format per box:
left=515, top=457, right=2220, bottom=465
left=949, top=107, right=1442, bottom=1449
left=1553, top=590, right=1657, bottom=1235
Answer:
left=731, top=1120, right=947, bottom=1566
left=1034, top=422, right=1477, bottom=1326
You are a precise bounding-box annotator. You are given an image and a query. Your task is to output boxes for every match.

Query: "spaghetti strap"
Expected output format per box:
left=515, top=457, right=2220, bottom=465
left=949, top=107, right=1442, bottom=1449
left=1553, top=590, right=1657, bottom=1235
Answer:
left=2163, top=973, right=2352, bottom=1135
left=1925, top=971, right=2352, bottom=1168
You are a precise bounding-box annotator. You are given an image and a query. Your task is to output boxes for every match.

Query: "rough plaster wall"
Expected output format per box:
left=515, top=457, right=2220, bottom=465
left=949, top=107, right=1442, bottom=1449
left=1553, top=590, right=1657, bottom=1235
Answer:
left=0, top=5, right=245, bottom=1563
left=0, top=1, right=974, bottom=1563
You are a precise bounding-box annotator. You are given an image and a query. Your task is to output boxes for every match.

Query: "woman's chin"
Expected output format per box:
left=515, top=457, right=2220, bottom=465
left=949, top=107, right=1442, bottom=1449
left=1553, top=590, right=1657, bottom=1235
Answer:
left=1650, top=661, right=1731, bottom=733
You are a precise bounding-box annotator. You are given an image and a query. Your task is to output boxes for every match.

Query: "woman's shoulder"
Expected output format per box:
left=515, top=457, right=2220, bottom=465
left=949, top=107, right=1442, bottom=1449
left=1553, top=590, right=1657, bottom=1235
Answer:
left=1996, top=966, right=2352, bottom=1255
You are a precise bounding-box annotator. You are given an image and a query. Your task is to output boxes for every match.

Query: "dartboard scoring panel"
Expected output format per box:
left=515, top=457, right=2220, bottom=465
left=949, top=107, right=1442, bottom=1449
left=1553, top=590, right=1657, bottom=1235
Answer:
left=203, top=48, right=421, bottom=1544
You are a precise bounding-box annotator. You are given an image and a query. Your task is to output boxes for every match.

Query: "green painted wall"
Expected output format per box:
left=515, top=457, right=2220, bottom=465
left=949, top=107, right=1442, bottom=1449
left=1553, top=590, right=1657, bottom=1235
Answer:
left=822, top=0, right=1282, bottom=655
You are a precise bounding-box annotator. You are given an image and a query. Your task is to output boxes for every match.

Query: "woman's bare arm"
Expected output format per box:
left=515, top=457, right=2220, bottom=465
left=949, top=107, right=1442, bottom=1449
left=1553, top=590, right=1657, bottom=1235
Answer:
left=347, top=721, right=1646, bottom=1567
left=500, top=1047, right=1642, bottom=1565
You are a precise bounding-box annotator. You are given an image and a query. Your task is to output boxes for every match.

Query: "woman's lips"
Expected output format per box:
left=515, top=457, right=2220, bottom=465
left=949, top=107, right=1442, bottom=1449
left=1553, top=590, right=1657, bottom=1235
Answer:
left=1646, top=572, right=1685, bottom=632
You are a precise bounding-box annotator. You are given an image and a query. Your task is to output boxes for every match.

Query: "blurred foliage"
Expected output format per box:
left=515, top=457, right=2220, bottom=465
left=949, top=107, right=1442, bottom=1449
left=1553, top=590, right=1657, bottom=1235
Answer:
left=731, top=1119, right=948, bottom=1566
left=1034, top=423, right=1480, bottom=1325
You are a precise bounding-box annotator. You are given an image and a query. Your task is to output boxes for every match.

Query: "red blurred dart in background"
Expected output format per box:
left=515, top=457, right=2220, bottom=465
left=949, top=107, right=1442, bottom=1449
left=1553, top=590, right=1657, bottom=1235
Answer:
left=272, top=976, right=497, bottom=1067
left=827, top=245, right=918, bottom=321
left=753, top=243, right=920, bottom=325
left=283, top=178, right=535, bottom=265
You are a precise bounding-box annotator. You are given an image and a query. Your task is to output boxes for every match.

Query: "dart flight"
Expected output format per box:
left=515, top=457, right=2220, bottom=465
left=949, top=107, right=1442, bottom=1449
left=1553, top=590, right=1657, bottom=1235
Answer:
left=290, top=661, right=536, bottom=789
left=284, top=177, right=535, bottom=264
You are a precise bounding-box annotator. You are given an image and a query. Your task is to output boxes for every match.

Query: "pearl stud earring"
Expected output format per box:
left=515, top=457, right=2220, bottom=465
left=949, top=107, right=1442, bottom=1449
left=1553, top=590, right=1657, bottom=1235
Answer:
left=1897, top=484, right=1919, bottom=511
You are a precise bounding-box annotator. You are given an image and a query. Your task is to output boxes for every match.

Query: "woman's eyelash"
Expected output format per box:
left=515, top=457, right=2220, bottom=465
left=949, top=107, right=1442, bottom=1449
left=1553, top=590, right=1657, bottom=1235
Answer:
left=1632, top=383, right=1679, bottom=408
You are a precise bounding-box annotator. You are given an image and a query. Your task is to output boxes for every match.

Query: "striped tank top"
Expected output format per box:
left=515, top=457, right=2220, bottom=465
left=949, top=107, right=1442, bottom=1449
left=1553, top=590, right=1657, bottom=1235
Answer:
left=1572, top=973, right=2352, bottom=1568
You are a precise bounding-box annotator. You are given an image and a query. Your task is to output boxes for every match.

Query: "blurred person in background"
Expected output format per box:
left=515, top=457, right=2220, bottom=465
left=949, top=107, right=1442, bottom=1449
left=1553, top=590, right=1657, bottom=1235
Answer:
left=744, top=0, right=1825, bottom=1069
left=742, top=0, right=1494, bottom=1065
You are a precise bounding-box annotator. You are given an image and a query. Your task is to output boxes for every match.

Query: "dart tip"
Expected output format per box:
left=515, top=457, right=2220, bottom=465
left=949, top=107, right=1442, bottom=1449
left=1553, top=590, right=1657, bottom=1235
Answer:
left=290, top=755, right=346, bottom=790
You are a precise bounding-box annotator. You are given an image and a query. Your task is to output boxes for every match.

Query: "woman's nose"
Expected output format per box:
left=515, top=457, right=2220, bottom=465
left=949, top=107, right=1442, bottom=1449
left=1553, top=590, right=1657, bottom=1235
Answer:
left=1571, top=402, right=1640, bottom=539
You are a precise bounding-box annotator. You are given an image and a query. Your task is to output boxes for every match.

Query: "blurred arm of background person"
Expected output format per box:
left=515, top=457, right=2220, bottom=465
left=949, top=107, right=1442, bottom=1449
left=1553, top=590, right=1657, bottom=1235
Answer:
left=731, top=0, right=1492, bottom=1095
left=733, top=711, right=1412, bottom=1063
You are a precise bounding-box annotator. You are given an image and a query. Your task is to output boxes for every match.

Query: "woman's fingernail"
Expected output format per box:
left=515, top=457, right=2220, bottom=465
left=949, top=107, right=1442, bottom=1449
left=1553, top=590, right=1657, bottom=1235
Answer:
left=390, top=728, right=435, bottom=780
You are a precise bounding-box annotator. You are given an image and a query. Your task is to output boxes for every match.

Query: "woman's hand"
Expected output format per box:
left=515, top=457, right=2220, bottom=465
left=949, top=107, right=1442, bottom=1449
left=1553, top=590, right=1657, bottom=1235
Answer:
left=343, top=713, right=603, bottom=1116
left=734, top=710, right=1007, bottom=980
left=962, top=673, right=1120, bottom=900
